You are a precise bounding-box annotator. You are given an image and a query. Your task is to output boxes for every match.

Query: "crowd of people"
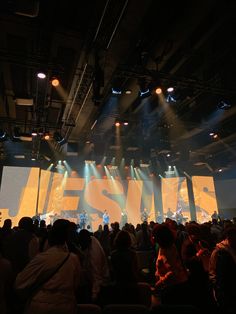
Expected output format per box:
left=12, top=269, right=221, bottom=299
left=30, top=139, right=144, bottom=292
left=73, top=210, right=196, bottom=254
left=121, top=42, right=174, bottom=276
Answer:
left=0, top=212, right=236, bottom=314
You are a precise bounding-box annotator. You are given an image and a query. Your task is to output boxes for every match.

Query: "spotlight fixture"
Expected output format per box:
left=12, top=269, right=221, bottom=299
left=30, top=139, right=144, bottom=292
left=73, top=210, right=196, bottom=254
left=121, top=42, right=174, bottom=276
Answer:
left=167, top=87, right=174, bottom=92
left=43, top=155, right=51, bottom=161
left=217, top=100, right=231, bottom=110
left=37, top=72, right=46, bottom=79
left=51, top=77, right=60, bottom=87
left=115, top=122, right=120, bottom=127
left=53, top=131, right=65, bottom=144
left=44, top=134, right=50, bottom=140
left=0, top=130, right=7, bottom=141
left=140, top=163, right=149, bottom=168
left=110, top=165, right=118, bottom=170
left=139, top=88, right=150, bottom=97
left=85, top=160, right=96, bottom=165
left=155, top=87, right=162, bottom=94
left=166, top=94, right=176, bottom=103
left=138, top=78, right=150, bottom=98
left=112, top=88, right=122, bottom=95
left=125, top=89, right=132, bottom=94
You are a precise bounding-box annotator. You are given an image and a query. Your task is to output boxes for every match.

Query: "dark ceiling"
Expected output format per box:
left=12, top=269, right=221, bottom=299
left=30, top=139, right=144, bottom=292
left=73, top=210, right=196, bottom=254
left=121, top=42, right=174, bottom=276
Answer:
left=0, top=0, right=236, bottom=176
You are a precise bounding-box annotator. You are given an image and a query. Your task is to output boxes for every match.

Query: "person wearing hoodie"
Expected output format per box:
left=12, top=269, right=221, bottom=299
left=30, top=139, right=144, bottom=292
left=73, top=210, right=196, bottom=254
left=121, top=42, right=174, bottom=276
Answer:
left=209, top=226, right=236, bottom=313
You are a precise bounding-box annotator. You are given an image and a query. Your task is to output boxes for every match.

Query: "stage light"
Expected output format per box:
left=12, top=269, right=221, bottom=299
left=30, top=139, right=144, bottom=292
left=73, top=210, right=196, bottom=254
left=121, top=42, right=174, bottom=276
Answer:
left=218, top=168, right=222, bottom=172
left=213, top=134, right=218, bottom=139
left=44, top=134, right=50, bottom=140
left=112, top=88, right=122, bottom=95
left=218, top=100, right=231, bottom=110
left=31, top=130, right=37, bottom=136
left=110, top=165, right=118, bottom=170
left=51, top=78, right=60, bottom=87
left=115, top=122, right=120, bottom=127
left=166, top=94, right=176, bottom=103
left=53, top=132, right=66, bottom=144
left=167, top=87, right=174, bottom=92
left=0, top=130, right=7, bottom=141
left=124, top=122, right=129, bottom=126
left=37, top=72, right=46, bottom=79
left=85, top=160, right=96, bottom=165
left=43, top=155, right=51, bottom=161
left=167, top=153, right=170, bottom=157
left=209, top=132, right=214, bottom=136
left=139, top=88, right=150, bottom=97
left=125, top=89, right=132, bottom=94
left=55, top=162, right=65, bottom=171
left=90, top=120, right=97, bottom=131
left=14, top=155, right=25, bottom=159
left=140, top=163, right=149, bottom=168
left=138, top=78, right=150, bottom=98
left=155, top=87, right=162, bottom=94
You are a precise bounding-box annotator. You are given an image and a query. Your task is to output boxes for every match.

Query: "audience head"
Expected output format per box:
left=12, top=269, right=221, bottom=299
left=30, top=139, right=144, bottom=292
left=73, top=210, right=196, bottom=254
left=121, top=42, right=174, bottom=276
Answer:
left=3, top=218, right=12, bottom=229
left=113, top=222, right=120, bottom=231
left=212, top=218, right=218, bottom=225
left=114, top=230, right=131, bottom=249
left=39, top=219, right=46, bottom=228
left=77, top=229, right=92, bottom=250
left=103, top=224, right=109, bottom=232
left=48, top=219, right=70, bottom=246
left=18, top=217, right=34, bottom=232
left=33, top=219, right=39, bottom=227
left=152, top=223, right=175, bottom=248
left=98, top=224, right=103, bottom=231
left=223, top=225, right=236, bottom=250
left=185, top=222, right=202, bottom=243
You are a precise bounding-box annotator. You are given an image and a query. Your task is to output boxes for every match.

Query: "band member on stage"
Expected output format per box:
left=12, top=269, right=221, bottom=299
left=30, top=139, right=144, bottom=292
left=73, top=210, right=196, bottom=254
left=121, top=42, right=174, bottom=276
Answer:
left=79, top=210, right=88, bottom=229
left=211, top=210, right=220, bottom=221
left=166, top=208, right=174, bottom=219
left=102, top=210, right=110, bottom=226
left=175, top=209, right=184, bottom=224
left=141, top=208, right=149, bottom=223
left=121, top=209, right=128, bottom=227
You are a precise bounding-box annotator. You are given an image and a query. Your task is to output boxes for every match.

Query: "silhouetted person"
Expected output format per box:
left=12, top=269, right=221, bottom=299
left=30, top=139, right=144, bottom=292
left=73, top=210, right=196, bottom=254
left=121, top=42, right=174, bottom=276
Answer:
left=4, top=217, right=39, bottom=275
left=209, top=226, right=236, bottom=313
left=15, top=219, right=81, bottom=314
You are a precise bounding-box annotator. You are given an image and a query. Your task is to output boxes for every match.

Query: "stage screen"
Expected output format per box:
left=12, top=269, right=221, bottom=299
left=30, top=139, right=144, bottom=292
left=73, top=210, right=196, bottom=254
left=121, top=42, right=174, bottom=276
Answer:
left=0, top=167, right=219, bottom=228
left=192, top=176, right=218, bottom=222
left=161, top=177, right=190, bottom=223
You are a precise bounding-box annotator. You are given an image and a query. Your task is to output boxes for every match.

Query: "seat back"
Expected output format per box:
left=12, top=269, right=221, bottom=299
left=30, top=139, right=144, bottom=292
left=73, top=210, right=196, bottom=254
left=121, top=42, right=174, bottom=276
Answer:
left=150, top=304, right=199, bottom=314
left=77, top=304, right=102, bottom=314
left=137, top=282, right=152, bottom=307
left=103, top=304, right=149, bottom=314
